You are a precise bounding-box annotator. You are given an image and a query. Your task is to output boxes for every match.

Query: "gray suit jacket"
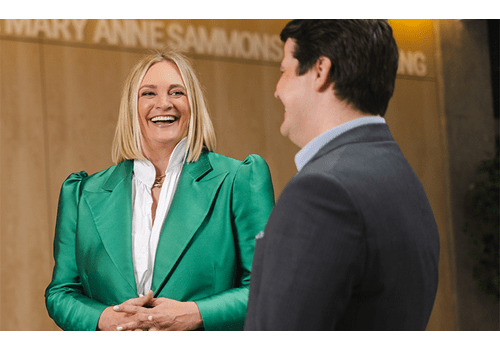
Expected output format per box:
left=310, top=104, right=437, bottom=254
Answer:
left=244, top=123, right=440, bottom=330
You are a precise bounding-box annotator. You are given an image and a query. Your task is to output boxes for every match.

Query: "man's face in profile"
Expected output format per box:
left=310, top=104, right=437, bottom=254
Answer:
left=274, top=38, right=315, bottom=148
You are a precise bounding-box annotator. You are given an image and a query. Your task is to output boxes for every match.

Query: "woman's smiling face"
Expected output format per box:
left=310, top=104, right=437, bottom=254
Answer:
left=137, top=60, right=190, bottom=150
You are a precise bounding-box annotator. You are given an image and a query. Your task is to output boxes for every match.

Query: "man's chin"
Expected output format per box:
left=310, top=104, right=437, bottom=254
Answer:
left=281, top=127, right=303, bottom=148
left=279, top=123, right=289, bottom=139
left=280, top=125, right=298, bottom=146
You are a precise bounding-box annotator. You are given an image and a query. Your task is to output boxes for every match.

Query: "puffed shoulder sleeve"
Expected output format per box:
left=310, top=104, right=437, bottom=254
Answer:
left=45, top=171, right=108, bottom=331
left=231, top=155, right=275, bottom=276
left=195, top=154, right=275, bottom=331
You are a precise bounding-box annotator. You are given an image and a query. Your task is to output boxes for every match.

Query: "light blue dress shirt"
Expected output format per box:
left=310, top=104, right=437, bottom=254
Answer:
left=294, top=116, right=386, bottom=171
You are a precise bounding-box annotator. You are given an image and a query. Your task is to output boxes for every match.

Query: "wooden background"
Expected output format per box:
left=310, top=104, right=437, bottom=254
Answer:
left=0, top=19, right=455, bottom=330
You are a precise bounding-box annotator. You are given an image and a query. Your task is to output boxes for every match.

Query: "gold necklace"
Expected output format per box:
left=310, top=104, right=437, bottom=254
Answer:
left=153, top=174, right=166, bottom=188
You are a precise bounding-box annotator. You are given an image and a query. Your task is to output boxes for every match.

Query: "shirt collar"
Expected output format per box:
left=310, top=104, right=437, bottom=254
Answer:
left=133, top=137, right=187, bottom=187
left=295, top=116, right=385, bottom=171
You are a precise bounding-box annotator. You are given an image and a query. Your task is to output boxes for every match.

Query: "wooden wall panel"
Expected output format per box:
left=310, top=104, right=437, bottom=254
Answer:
left=0, top=40, right=55, bottom=330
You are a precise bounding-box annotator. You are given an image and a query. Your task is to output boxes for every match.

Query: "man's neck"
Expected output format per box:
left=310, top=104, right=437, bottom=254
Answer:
left=298, top=97, right=373, bottom=148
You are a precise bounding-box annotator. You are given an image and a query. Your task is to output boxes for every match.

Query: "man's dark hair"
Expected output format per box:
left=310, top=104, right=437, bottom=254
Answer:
left=280, top=19, right=399, bottom=117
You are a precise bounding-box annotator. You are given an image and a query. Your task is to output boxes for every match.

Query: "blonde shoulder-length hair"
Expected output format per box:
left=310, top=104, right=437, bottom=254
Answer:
left=111, top=49, right=216, bottom=164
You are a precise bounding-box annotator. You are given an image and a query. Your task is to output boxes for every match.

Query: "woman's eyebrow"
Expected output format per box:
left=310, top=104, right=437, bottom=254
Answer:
left=169, top=84, right=186, bottom=90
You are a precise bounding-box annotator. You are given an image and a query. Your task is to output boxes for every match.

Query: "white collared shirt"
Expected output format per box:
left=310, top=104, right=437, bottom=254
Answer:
left=131, top=138, right=187, bottom=296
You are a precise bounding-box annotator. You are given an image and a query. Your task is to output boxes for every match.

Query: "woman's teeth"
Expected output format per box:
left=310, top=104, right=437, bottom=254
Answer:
left=151, top=116, right=177, bottom=123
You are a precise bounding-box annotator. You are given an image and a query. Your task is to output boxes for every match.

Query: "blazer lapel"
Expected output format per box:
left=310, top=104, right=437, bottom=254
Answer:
left=82, top=160, right=137, bottom=294
left=151, top=152, right=228, bottom=294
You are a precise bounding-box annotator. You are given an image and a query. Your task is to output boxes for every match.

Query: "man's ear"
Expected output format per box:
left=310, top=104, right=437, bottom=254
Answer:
left=313, top=56, right=332, bottom=92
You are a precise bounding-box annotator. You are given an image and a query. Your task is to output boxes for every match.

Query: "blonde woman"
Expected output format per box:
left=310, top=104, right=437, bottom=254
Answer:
left=45, top=49, right=274, bottom=331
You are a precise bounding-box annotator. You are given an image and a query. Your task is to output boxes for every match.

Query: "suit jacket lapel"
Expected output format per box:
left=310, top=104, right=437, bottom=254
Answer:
left=82, top=160, right=137, bottom=294
left=151, top=152, right=228, bottom=293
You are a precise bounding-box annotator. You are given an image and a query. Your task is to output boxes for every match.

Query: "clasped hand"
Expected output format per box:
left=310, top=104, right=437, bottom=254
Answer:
left=97, top=290, right=203, bottom=331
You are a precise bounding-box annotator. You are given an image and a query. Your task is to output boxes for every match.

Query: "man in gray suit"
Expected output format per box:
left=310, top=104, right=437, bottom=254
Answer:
left=244, top=19, right=440, bottom=330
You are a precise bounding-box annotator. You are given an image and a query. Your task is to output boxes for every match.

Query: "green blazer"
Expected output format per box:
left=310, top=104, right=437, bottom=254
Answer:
left=45, top=152, right=274, bottom=331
